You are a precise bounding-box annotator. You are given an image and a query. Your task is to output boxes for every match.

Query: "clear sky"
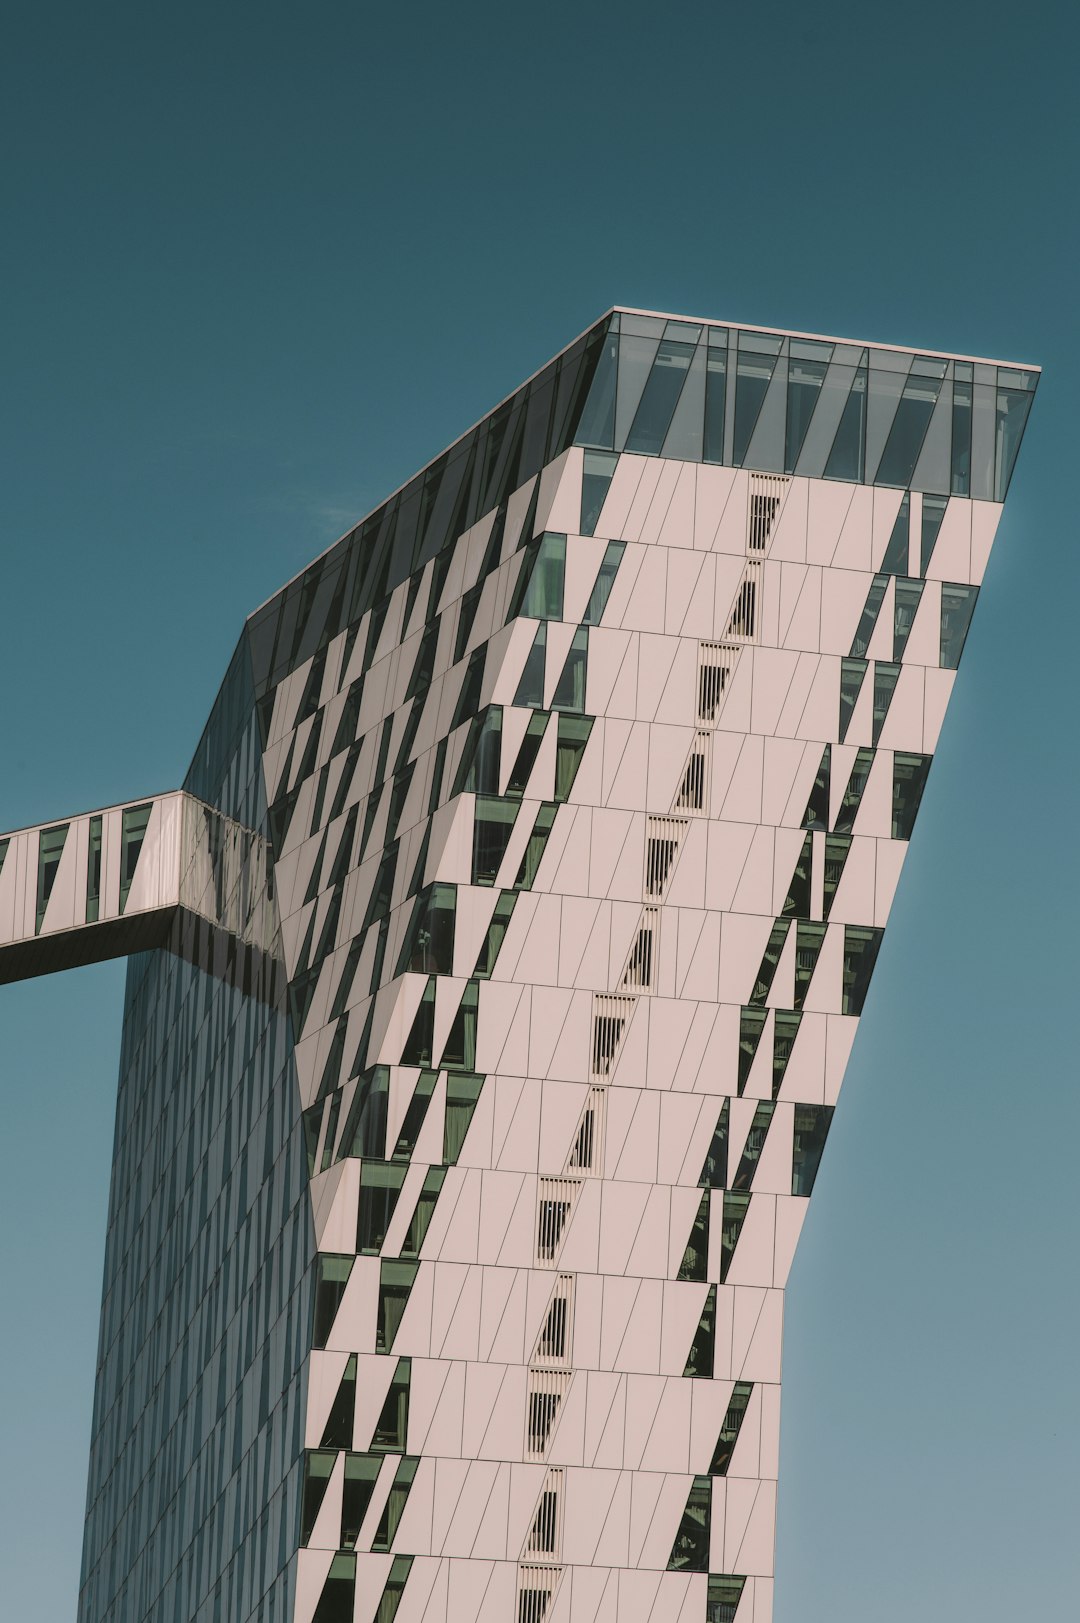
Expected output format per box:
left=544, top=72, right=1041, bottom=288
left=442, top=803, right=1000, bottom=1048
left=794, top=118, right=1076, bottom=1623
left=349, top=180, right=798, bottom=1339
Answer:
left=1, top=3, right=1076, bottom=1618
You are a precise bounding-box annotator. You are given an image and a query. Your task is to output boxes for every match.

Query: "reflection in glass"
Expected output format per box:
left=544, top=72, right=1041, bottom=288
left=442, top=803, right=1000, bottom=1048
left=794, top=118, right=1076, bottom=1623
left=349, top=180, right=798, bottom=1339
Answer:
left=824, top=360, right=867, bottom=481
left=626, top=339, right=696, bottom=455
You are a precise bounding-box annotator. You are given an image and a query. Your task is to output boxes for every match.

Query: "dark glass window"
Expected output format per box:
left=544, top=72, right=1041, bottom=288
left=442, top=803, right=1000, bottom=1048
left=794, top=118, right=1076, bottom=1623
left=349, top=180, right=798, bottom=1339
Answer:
left=822, top=835, right=851, bottom=922
left=842, top=926, right=883, bottom=1015
left=834, top=747, right=875, bottom=834
left=580, top=450, right=618, bottom=536
left=506, top=712, right=549, bottom=797
left=719, top=1192, right=750, bottom=1283
left=514, top=802, right=558, bottom=890
left=551, top=627, right=588, bottom=712
left=358, top=1162, right=408, bottom=1254
left=320, top=1354, right=357, bottom=1448
left=781, top=832, right=812, bottom=918
left=301, top=1450, right=336, bottom=1544
left=698, top=1100, right=729, bottom=1188
left=625, top=339, right=696, bottom=455
left=37, top=823, right=70, bottom=930
left=372, top=1359, right=411, bottom=1451
left=921, top=494, right=948, bottom=576
left=455, top=581, right=484, bottom=663
left=892, top=753, right=931, bottom=839
left=554, top=715, right=593, bottom=802
left=794, top=922, right=827, bottom=1010
left=400, top=1170, right=445, bottom=1259
left=994, top=384, right=1034, bottom=501
left=405, top=617, right=440, bottom=699
left=785, top=346, right=830, bottom=472
left=707, top=1576, right=747, bottom=1623
left=893, top=579, right=924, bottom=661
left=737, top=1007, right=767, bottom=1094
left=731, top=1103, right=774, bottom=1191
left=508, top=533, right=566, bottom=621
left=339, top=1066, right=390, bottom=1160
left=940, top=584, right=977, bottom=669
left=451, top=645, right=486, bottom=730
left=575, top=328, right=618, bottom=449
left=472, top=797, right=518, bottom=885
left=396, top=883, right=456, bottom=975
left=474, top=892, right=517, bottom=978
left=313, top=1554, right=356, bottom=1623
left=86, top=815, right=103, bottom=923
left=677, top=1190, right=710, bottom=1281
left=732, top=339, right=780, bottom=465
left=376, top=1557, right=414, bottom=1623
left=803, top=744, right=830, bottom=831
left=839, top=658, right=868, bottom=743
left=362, top=841, right=399, bottom=932
left=340, top=1456, right=380, bottom=1549
left=792, top=1104, right=834, bottom=1196
left=824, top=360, right=867, bottom=481
left=119, top=804, right=152, bottom=913
left=951, top=375, right=972, bottom=495
left=709, top=1381, right=753, bottom=1475
left=872, top=661, right=900, bottom=743
left=513, top=623, right=547, bottom=707
left=668, top=1476, right=711, bottom=1571
left=683, top=1283, right=717, bottom=1378
left=880, top=495, right=910, bottom=576
left=875, top=361, right=945, bottom=487
left=444, top=1073, right=484, bottom=1163
left=376, top=1261, right=418, bottom=1352
left=850, top=574, right=888, bottom=658
left=392, top=1071, right=437, bottom=1161
left=400, top=979, right=435, bottom=1066
left=582, top=540, right=625, bottom=626
left=703, top=335, right=728, bottom=464
left=454, top=705, right=502, bottom=795
left=441, top=980, right=478, bottom=1071
left=772, top=1009, right=802, bottom=1099
left=749, top=921, right=790, bottom=1007
left=313, top=1254, right=354, bottom=1349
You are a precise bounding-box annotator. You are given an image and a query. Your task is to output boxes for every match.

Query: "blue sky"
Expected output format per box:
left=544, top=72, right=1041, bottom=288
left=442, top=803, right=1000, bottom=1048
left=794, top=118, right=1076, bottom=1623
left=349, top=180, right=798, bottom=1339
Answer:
left=1, top=3, right=1077, bottom=1617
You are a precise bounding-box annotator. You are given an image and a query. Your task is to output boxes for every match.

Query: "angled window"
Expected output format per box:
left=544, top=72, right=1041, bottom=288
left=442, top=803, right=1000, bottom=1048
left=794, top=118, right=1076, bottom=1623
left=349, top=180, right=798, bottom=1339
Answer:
left=732, top=336, right=781, bottom=465
left=473, top=797, right=518, bottom=885
left=551, top=626, right=588, bottom=712
left=893, top=579, right=924, bottom=661
left=474, top=891, right=518, bottom=978
left=781, top=832, right=813, bottom=918
left=921, top=494, right=948, bottom=575
left=822, top=835, right=852, bottom=921
left=86, top=815, right=103, bottom=923
left=400, top=978, right=435, bottom=1066
left=339, top=1066, right=390, bottom=1160
left=372, top=1359, right=411, bottom=1451
left=376, top=1261, right=419, bottom=1353
left=450, top=644, right=486, bottom=729
left=720, top=1192, right=750, bottom=1283
left=892, top=752, right=932, bottom=839
left=508, top=533, right=566, bottom=622
left=554, top=714, right=593, bottom=802
left=358, top=1162, right=408, bottom=1254
left=703, top=330, right=728, bottom=463
left=372, top=1455, right=417, bottom=1551
left=580, top=450, right=618, bottom=536
left=668, top=1476, right=711, bottom=1571
left=36, top=823, right=69, bottom=931
left=951, top=368, right=972, bottom=496
left=395, top=883, right=456, bottom=975
left=824, top=356, right=867, bottom=481
left=405, top=617, right=440, bottom=700
left=513, top=623, right=547, bottom=707
left=731, top=1103, right=775, bottom=1191
left=391, top=1070, right=437, bottom=1161
left=749, top=922, right=789, bottom=1008
left=995, top=378, right=1035, bottom=500
left=313, top=1254, right=354, bottom=1350
left=707, top=1575, right=747, bottom=1623
left=794, top=921, right=827, bottom=1010
left=677, top=1190, right=710, bottom=1281
left=443, top=1073, right=484, bottom=1164
left=850, top=574, right=888, bottom=659
left=441, top=981, right=478, bottom=1071
left=842, top=926, right=883, bottom=1015
left=880, top=495, right=910, bottom=576
left=454, top=704, right=502, bottom=795
left=940, top=583, right=977, bottom=669
left=839, top=657, right=868, bottom=743
left=625, top=337, right=697, bottom=455
left=320, top=1354, right=357, bottom=1449
left=792, top=1104, right=834, bottom=1196
left=582, top=540, right=625, bottom=625
left=514, top=802, right=558, bottom=890
left=684, top=1282, right=717, bottom=1378
left=699, top=1100, right=730, bottom=1188
left=834, top=746, right=875, bottom=834
left=872, top=661, right=901, bottom=743
left=874, top=359, right=945, bottom=487
left=803, top=744, right=830, bottom=831
left=710, top=1381, right=753, bottom=1475
left=455, top=580, right=484, bottom=663
left=506, top=711, right=549, bottom=797
left=772, top=1009, right=802, bottom=1099
left=785, top=343, right=831, bottom=472
left=313, top=1554, right=356, bottom=1623
left=301, top=1450, right=336, bottom=1544
left=375, top=1557, right=414, bottom=1623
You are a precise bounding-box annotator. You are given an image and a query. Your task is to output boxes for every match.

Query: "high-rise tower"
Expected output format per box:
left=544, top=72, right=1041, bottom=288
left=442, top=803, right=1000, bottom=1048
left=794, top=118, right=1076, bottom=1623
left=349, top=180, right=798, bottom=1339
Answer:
left=0, top=310, right=1037, bottom=1623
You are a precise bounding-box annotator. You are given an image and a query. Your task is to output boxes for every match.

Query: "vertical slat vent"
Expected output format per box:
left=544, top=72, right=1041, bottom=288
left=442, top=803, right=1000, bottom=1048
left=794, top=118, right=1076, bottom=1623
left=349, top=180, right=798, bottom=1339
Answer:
left=622, top=905, right=659, bottom=991
left=698, top=643, right=738, bottom=723
left=536, top=1175, right=581, bottom=1265
left=591, top=994, right=636, bottom=1077
left=675, top=731, right=711, bottom=813
left=644, top=815, right=688, bottom=898
left=525, top=1367, right=572, bottom=1456
left=748, top=472, right=789, bottom=551
left=533, top=1275, right=575, bottom=1368
left=727, top=560, right=762, bottom=642
left=567, top=1084, right=606, bottom=1174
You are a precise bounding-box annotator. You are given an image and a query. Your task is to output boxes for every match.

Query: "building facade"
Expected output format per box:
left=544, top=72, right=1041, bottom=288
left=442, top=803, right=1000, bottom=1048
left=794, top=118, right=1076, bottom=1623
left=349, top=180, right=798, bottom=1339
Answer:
left=0, top=310, right=1036, bottom=1623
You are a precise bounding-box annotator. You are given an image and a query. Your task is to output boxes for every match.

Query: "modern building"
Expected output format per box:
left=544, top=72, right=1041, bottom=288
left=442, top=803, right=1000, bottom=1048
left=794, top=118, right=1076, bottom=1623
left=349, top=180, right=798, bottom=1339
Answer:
left=0, top=310, right=1037, bottom=1623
